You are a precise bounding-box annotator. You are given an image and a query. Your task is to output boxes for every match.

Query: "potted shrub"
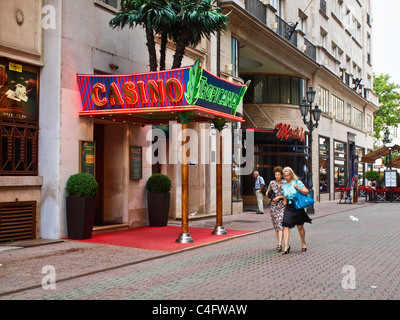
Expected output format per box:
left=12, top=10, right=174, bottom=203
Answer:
left=146, top=174, right=172, bottom=227
left=66, top=173, right=98, bottom=239
left=365, top=170, right=380, bottom=184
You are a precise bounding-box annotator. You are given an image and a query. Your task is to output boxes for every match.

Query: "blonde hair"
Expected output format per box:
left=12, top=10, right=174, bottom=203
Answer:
left=283, top=167, right=299, bottom=181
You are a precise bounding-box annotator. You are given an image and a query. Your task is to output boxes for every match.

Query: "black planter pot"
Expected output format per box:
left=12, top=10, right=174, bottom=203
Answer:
left=66, top=197, right=97, bottom=240
left=147, top=192, right=170, bottom=227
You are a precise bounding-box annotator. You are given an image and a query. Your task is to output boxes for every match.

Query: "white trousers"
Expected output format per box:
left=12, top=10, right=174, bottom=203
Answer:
left=256, top=190, right=264, bottom=212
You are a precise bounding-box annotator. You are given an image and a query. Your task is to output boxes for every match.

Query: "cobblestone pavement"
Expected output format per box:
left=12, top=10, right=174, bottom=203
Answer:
left=0, top=201, right=399, bottom=301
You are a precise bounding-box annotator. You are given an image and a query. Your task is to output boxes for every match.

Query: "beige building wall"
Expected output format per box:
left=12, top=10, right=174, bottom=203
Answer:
left=0, top=0, right=43, bottom=239
left=220, top=0, right=378, bottom=203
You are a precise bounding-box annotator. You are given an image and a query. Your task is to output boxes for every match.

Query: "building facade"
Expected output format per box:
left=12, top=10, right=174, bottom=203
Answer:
left=0, top=0, right=242, bottom=241
left=219, top=0, right=378, bottom=205
left=0, top=0, right=378, bottom=242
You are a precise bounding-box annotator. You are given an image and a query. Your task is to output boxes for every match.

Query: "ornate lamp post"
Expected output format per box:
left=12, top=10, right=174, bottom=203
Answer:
left=383, top=128, right=392, bottom=169
left=299, top=86, right=322, bottom=214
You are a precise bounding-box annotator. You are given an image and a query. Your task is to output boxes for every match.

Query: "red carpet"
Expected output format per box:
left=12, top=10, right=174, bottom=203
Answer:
left=64, top=226, right=256, bottom=252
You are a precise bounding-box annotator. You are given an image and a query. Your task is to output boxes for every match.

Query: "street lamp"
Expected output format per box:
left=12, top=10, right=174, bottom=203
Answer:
left=299, top=85, right=322, bottom=214
left=383, top=128, right=390, bottom=145
left=383, top=128, right=394, bottom=201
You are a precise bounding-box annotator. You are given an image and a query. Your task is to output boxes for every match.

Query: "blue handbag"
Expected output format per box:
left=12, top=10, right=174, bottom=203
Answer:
left=292, top=187, right=315, bottom=209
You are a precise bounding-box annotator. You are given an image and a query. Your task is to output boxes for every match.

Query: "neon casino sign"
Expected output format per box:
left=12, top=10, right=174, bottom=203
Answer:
left=77, top=60, right=249, bottom=117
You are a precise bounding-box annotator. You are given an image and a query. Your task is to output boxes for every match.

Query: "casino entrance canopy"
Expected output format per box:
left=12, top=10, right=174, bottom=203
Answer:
left=76, top=60, right=250, bottom=244
left=77, top=60, right=249, bottom=124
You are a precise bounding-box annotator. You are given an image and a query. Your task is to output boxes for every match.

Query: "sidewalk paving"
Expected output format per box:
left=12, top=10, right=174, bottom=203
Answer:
left=0, top=199, right=376, bottom=296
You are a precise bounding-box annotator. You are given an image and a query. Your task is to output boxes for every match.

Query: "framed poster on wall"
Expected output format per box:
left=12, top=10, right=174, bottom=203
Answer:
left=0, top=58, right=39, bottom=122
left=130, top=146, right=142, bottom=180
left=80, top=140, right=96, bottom=176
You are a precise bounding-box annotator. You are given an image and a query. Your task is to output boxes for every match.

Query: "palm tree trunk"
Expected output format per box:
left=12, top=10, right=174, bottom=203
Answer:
left=172, top=27, right=191, bottom=69
left=145, top=26, right=158, bottom=72
left=160, top=32, right=168, bottom=71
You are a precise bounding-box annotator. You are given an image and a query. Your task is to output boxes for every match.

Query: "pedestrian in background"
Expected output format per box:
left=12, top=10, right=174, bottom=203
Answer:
left=264, top=166, right=286, bottom=251
left=253, top=171, right=265, bottom=214
left=281, top=167, right=312, bottom=255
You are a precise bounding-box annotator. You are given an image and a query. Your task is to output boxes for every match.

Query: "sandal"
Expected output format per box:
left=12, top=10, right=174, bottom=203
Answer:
left=276, top=245, right=282, bottom=252
left=282, top=246, right=290, bottom=255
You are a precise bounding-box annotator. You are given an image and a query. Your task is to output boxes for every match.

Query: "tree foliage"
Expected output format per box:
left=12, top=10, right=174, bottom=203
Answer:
left=109, top=0, right=229, bottom=71
left=373, top=73, right=400, bottom=140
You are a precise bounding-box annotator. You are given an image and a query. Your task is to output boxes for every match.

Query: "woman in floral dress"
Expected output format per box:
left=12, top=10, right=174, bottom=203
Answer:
left=265, top=166, right=286, bottom=251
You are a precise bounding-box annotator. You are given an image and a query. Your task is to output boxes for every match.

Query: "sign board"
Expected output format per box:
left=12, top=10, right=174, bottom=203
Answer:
left=385, top=171, right=397, bottom=187
left=129, top=146, right=142, bottom=180
left=77, top=60, right=249, bottom=118
left=275, top=123, right=306, bottom=142
left=0, top=58, right=39, bottom=122
left=80, top=140, right=96, bottom=176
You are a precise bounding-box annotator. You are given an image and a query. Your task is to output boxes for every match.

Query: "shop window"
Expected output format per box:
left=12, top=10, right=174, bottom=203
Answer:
left=334, top=140, right=347, bottom=190
left=319, top=136, right=330, bottom=193
left=0, top=58, right=39, bottom=176
left=356, top=147, right=365, bottom=186
left=242, top=130, right=308, bottom=196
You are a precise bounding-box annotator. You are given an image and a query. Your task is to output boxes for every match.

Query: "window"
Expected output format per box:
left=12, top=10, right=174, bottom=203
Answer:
left=319, top=86, right=329, bottom=114
left=0, top=58, right=39, bottom=175
left=231, top=37, right=239, bottom=77
left=367, top=34, right=372, bottom=64
left=345, top=6, right=351, bottom=30
left=366, top=115, right=373, bottom=134
left=332, top=43, right=338, bottom=59
left=353, top=108, right=363, bottom=129
left=99, top=0, right=119, bottom=8
left=356, top=147, right=365, bottom=186
left=353, top=17, right=361, bottom=42
left=345, top=103, right=352, bottom=124
left=334, top=140, right=347, bottom=190
left=320, top=0, right=327, bottom=15
left=271, top=0, right=282, bottom=16
left=319, top=136, right=330, bottom=193
left=332, top=0, right=343, bottom=21
left=242, top=74, right=306, bottom=105
left=332, top=95, right=344, bottom=121
left=321, top=29, right=327, bottom=48
left=232, top=123, right=242, bottom=201
left=298, top=10, right=307, bottom=33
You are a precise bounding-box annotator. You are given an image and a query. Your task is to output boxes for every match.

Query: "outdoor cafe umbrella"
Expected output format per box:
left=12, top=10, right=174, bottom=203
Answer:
left=361, top=144, right=400, bottom=164
left=391, top=155, right=400, bottom=169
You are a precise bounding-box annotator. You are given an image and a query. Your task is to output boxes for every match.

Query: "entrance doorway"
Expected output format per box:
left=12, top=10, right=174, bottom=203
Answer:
left=94, top=123, right=104, bottom=225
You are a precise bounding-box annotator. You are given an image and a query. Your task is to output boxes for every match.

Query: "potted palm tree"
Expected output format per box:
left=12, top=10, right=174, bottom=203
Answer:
left=66, top=173, right=98, bottom=239
left=146, top=173, right=172, bottom=227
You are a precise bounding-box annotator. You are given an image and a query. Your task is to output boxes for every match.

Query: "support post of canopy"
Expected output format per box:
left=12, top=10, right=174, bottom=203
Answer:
left=211, top=120, right=228, bottom=235
left=176, top=121, right=194, bottom=243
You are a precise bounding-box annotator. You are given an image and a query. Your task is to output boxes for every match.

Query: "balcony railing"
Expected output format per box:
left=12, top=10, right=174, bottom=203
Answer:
left=304, top=37, right=317, bottom=61
left=275, top=15, right=297, bottom=47
left=245, top=0, right=267, bottom=24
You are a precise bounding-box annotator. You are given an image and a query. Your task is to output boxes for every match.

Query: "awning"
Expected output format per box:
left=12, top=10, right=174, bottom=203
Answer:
left=361, top=144, right=400, bottom=163
left=391, top=155, right=400, bottom=168
left=77, top=60, right=249, bottom=124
